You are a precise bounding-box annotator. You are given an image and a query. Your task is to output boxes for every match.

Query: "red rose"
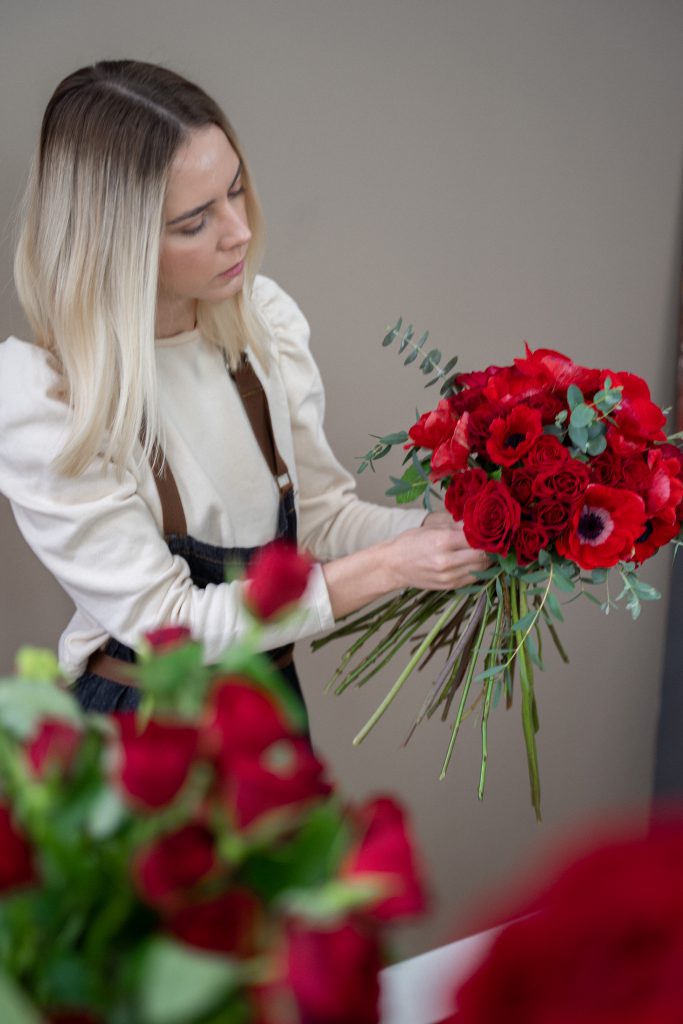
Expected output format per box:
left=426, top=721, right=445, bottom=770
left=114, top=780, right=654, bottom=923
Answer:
left=244, top=541, right=312, bottom=621
left=287, top=918, right=382, bottom=1024
left=168, top=888, right=260, bottom=956
left=342, top=797, right=427, bottom=922
left=205, top=678, right=294, bottom=756
left=408, top=397, right=458, bottom=450
left=524, top=393, right=566, bottom=425
left=134, top=823, right=217, bottom=909
left=46, top=1013, right=103, bottom=1024
left=644, top=448, right=683, bottom=516
left=26, top=720, right=81, bottom=777
left=483, top=365, right=548, bottom=407
left=453, top=819, right=683, bottom=1024
left=533, top=499, right=573, bottom=539
left=523, top=434, right=570, bottom=470
left=463, top=481, right=522, bottom=556
left=114, top=714, right=199, bottom=810
left=144, top=625, right=192, bottom=651
left=620, top=455, right=652, bottom=496
left=556, top=484, right=646, bottom=570
left=531, top=460, right=590, bottom=506
left=589, top=450, right=624, bottom=486
left=513, top=521, right=550, bottom=567
left=486, top=405, right=543, bottom=468
left=506, top=467, right=536, bottom=507
left=222, top=738, right=333, bottom=830
left=444, top=468, right=488, bottom=522
left=0, top=804, right=37, bottom=893
left=430, top=436, right=470, bottom=481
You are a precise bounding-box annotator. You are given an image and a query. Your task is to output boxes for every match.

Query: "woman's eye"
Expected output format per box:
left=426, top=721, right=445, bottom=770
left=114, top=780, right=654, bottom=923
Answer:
left=181, top=218, right=207, bottom=237
left=228, top=185, right=246, bottom=199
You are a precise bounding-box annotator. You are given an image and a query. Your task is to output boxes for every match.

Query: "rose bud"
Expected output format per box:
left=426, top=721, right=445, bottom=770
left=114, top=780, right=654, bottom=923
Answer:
left=143, top=625, right=192, bottom=652
left=113, top=714, right=199, bottom=810
left=244, top=541, right=313, bottom=621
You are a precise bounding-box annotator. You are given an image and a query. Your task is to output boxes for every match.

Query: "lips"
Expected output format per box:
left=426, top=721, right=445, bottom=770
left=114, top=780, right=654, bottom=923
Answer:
left=218, top=259, right=245, bottom=279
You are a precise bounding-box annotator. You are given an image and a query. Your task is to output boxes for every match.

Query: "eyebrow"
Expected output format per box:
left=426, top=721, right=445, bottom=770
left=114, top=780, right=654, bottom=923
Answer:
left=166, top=160, right=243, bottom=225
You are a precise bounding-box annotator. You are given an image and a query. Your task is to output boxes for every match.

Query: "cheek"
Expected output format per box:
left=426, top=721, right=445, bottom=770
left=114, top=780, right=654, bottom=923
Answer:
left=159, top=239, right=210, bottom=289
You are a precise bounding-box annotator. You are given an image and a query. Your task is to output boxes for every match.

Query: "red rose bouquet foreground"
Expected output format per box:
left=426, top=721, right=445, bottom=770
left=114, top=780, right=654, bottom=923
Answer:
left=448, top=814, right=683, bottom=1023
left=314, top=324, right=683, bottom=820
left=0, top=545, right=426, bottom=1023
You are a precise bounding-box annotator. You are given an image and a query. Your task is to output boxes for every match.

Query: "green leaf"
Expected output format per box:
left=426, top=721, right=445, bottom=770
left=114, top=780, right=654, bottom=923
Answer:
left=0, top=679, right=83, bottom=740
left=538, top=548, right=551, bottom=567
left=553, top=572, right=576, bottom=593
left=281, top=879, right=384, bottom=923
left=86, top=786, right=128, bottom=839
left=632, top=581, right=661, bottom=601
left=0, top=971, right=42, bottom=1024
left=138, top=939, right=240, bottom=1024
left=382, top=318, right=402, bottom=346
left=591, top=568, right=608, bottom=584
left=378, top=431, right=409, bottom=445
left=555, top=410, right=568, bottom=424
left=570, top=403, right=595, bottom=428
left=567, top=385, right=584, bottom=411
left=568, top=422, right=588, bottom=450
left=546, top=592, right=564, bottom=621
left=420, top=348, right=442, bottom=374
left=15, top=647, right=61, bottom=682
left=586, top=435, right=607, bottom=456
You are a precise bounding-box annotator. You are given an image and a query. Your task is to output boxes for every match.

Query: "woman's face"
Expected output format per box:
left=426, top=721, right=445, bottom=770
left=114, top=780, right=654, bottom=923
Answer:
left=158, top=125, right=251, bottom=326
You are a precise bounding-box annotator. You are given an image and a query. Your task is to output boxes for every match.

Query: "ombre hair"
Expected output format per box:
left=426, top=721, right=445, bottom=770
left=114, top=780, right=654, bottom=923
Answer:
left=14, top=60, right=268, bottom=477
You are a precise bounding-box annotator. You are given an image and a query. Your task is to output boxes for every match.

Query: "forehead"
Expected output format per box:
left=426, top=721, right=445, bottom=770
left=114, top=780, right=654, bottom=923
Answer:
left=165, top=125, right=239, bottom=213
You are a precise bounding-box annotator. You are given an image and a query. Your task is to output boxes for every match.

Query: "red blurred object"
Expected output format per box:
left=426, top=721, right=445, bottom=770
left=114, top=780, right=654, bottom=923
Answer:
left=244, top=541, right=312, bottom=621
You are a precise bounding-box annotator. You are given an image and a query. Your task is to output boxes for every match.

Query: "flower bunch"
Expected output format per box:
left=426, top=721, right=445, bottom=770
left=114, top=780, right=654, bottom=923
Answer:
left=448, top=814, right=683, bottom=1023
left=315, top=341, right=683, bottom=819
left=0, top=544, right=426, bottom=1023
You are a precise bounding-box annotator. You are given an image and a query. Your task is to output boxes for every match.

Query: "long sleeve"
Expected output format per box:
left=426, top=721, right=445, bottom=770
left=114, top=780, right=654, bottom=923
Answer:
left=0, top=337, right=333, bottom=678
left=253, top=276, right=427, bottom=561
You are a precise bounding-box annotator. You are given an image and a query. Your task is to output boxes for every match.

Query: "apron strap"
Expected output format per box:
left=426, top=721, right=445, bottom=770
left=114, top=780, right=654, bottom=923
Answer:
left=229, top=354, right=293, bottom=497
left=149, top=350, right=293, bottom=537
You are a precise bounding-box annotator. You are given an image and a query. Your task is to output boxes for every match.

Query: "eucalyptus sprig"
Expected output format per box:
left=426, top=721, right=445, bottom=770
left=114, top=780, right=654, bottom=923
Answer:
left=381, top=317, right=459, bottom=395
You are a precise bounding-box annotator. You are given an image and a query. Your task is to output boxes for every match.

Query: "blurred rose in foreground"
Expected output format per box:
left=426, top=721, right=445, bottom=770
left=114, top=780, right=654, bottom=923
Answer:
left=244, top=541, right=312, bottom=621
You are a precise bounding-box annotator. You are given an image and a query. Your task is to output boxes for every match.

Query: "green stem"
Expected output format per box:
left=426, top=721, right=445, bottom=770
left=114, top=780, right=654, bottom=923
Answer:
left=478, top=599, right=504, bottom=800
left=353, top=596, right=462, bottom=745
left=439, top=589, right=492, bottom=779
left=512, top=579, right=542, bottom=821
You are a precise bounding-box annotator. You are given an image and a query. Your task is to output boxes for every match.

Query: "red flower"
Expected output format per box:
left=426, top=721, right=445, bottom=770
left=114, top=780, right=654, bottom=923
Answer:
left=113, top=714, right=199, bottom=810
left=244, top=541, right=312, bottom=621
left=287, top=918, right=382, bottom=1024
left=26, top=720, right=81, bottom=777
left=634, top=508, right=680, bottom=563
left=513, top=344, right=602, bottom=394
left=0, top=804, right=37, bottom=893
left=430, top=436, right=470, bottom=481
left=531, top=460, right=590, bottom=506
left=454, top=818, right=683, bottom=1024
left=506, top=467, right=537, bottom=507
left=408, top=398, right=459, bottom=450
left=46, top=1013, right=103, bottom=1024
left=463, top=481, right=522, bottom=556
left=167, top=888, right=260, bottom=956
left=605, top=371, right=667, bottom=455
left=556, top=484, right=646, bottom=570
left=466, top=402, right=506, bottom=455
left=486, top=405, right=543, bottom=468
left=523, top=434, right=570, bottom=470
left=206, top=678, right=331, bottom=828
left=589, top=450, right=624, bottom=486
left=224, top=738, right=332, bottom=830
left=644, top=448, right=683, bottom=516
left=533, top=499, right=574, bottom=539
left=513, top=521, right=550, bottom=567
left=342, top=797, right=427, bottom=922
left=444, top=468, right=488, bottom=522
left=144, top=625, right=192, bottom=651
left=134, top=823, right=217, bottom=909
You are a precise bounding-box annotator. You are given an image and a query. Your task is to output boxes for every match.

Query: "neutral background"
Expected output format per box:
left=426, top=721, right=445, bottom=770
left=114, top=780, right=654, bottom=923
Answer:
left=1, top=0, right=682, bottom=957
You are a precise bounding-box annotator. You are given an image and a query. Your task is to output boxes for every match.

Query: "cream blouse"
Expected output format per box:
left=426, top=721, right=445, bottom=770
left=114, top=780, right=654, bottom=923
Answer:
left=0, top=275, right=426, bottom=679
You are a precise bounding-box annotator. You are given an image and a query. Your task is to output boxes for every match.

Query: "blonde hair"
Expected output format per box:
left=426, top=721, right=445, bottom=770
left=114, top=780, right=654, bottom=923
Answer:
left=14, top=60, right=268, bottom=477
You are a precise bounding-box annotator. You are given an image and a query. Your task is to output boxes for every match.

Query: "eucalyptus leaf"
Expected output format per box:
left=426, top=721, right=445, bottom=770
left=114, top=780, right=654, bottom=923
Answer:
left=586, top=435, right=607, bottom=456
left=568, top=423, right=588, bottom=449
left=566, top=385, right=584, bottom=411
left=382, top=318, right=402, bottom=346
left=570, top=403, right=594, bottom=429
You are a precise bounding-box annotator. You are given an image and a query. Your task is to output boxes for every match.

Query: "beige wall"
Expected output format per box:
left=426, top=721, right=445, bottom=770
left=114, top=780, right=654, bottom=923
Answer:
left=1, top=0, right=682, bottom=957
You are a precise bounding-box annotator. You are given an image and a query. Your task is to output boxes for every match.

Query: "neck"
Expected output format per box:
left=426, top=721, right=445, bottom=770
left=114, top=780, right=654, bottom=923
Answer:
left=155, top=297, right=198, bottom=339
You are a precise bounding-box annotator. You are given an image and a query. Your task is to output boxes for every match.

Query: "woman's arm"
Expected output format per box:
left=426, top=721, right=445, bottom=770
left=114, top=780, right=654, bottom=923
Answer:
left=321, top=519, right=488, bottom=619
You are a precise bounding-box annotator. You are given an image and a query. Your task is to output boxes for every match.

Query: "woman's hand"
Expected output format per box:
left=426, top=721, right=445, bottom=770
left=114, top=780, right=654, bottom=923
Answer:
left=321, top=520, right=491, bottom=620
left=384, top=522, right=490, bottom=592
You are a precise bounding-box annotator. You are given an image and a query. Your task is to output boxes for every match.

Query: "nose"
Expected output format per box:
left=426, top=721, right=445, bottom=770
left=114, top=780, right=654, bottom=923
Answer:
left=217, top=201, right=251, bottom=252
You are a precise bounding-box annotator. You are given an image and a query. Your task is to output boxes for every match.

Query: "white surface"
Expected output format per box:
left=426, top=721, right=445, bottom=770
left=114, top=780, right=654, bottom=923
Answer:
left=379, top=926, right=500, bottom=1024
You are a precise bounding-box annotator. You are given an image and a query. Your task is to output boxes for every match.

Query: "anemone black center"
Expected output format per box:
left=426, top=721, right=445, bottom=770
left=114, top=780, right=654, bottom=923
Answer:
left=504, top=432, right=526, bottom=449
left=579, top=510, right=604, bottom=541
left=637, top=521, right=653, bottom=544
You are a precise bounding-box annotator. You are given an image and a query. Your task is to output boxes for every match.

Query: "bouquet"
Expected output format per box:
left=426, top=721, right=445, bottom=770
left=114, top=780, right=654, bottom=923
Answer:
left=315, top=322, right=683, bottom=820
left=0, top=544, right=426, bottom=1023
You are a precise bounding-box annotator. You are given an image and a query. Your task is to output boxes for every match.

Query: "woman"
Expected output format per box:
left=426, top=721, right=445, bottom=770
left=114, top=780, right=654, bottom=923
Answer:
left=0, top=60, right=486, bottom=714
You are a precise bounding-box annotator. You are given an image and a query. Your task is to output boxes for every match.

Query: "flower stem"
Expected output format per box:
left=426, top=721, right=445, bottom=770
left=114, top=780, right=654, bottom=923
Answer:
left=512, top=579, right=542, bottom=821
left=353, top=596, right=462, bottom=745
left=478, top=599, right=504, bottom=800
